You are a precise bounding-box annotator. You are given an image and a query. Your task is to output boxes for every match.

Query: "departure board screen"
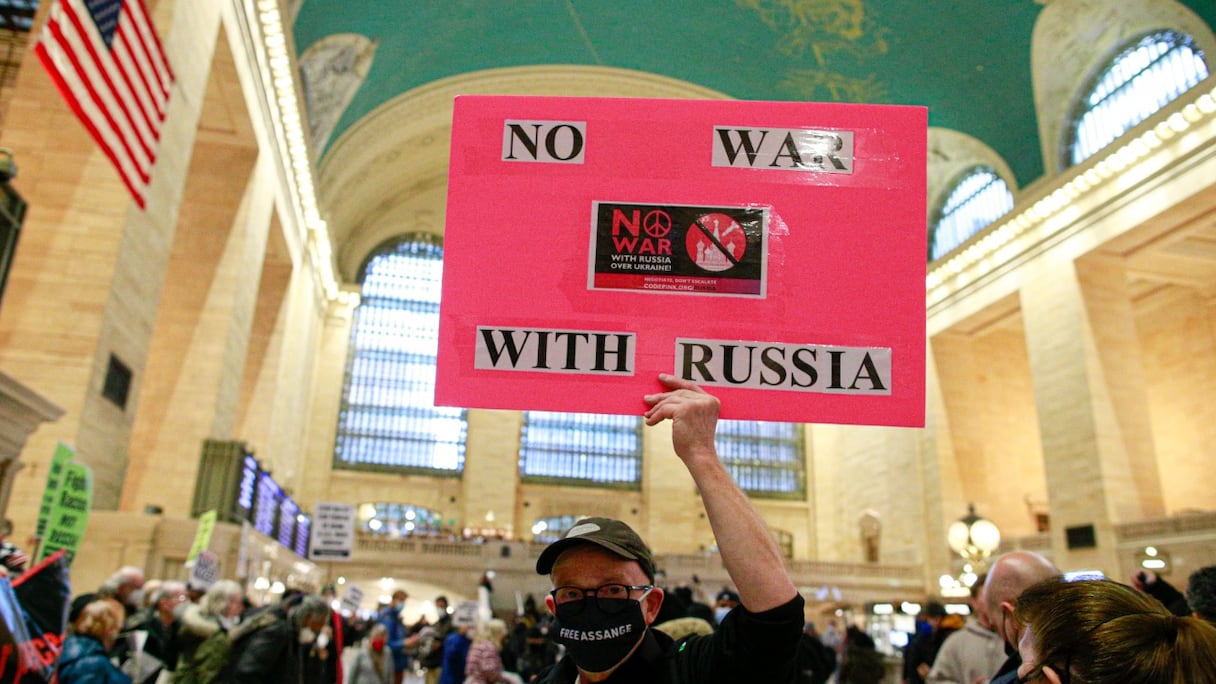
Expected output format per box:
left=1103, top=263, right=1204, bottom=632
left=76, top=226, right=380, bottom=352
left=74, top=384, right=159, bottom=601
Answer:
left=277, top=498, right=298, bottom=549
left=294, top=515, right=311, bottom=558
left=235, top=455, right=259, bottom=522
left=252, top=472, right=282, bottom=537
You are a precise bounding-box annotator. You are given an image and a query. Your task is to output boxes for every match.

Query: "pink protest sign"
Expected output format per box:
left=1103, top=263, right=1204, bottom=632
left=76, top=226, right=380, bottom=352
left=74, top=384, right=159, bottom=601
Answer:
left=436, top=96, right=926, bottom=426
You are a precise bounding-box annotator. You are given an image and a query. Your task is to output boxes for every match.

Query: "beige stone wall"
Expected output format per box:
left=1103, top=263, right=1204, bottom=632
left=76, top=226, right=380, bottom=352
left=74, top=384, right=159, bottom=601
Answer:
left=0, top=0, right=220, bottom=530
left=296, top=291, right=355, bottom=508
left=933, top=322, right=1048, bottom=539
left=1137, top=286, right=1216, bottom=514
left=259, top=259, right=327, bottom=494
left=806, top=423, right=925, bottom=565
left=120, top=143, right=267, bottom=516
left=460, top=409, right=523, bottom=533
left=235, top=218, right=293, bottom=459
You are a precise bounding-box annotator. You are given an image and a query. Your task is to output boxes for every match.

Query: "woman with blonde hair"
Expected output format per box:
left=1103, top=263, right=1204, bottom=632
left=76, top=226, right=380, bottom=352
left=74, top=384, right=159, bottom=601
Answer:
left=462, top=618, right=522, bottom=684
left=346, top=622, right=394, bottom=684
left=57, top=597, right=132, bottom=684
left=1014, top=576, right=1216, bottom=683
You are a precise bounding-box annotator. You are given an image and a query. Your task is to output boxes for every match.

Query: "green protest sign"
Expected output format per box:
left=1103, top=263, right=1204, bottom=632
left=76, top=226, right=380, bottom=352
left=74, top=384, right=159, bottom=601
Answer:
left=36, top=461, right=92, bottom=565
left=35, top=442, right=75, bottom=539
left=187, top=510, right=217, bottom=563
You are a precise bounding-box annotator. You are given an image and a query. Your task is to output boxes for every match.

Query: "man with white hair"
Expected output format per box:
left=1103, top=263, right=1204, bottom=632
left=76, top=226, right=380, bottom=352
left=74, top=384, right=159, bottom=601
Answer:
left=118, top=580, right=188, bottom=683
left=100, top=565, right=147, bottom=618
left=983, top=551, right=1060, bottom=684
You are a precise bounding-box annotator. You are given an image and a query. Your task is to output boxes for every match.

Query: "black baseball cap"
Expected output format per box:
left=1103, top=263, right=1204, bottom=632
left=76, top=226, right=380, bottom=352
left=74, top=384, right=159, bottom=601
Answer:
left=535, top=517, right=656, bottom=582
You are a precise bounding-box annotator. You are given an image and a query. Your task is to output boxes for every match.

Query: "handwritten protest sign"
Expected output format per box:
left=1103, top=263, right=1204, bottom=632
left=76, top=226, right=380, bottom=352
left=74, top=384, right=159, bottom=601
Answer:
left=35, top=443, right=74, bottom=540
left=186, top=510, right=217, bottom=564
left=35, top=462, right=92, bottom=564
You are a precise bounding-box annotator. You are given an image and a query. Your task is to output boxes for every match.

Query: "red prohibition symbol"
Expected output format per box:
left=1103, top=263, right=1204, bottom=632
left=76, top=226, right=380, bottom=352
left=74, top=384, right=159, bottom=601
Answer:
left=686, top=213, right=745, bottom=272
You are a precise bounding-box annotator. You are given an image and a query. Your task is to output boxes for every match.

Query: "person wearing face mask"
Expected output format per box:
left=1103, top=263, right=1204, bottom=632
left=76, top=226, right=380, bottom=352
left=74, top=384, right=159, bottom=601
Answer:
left=173, top=580, right=246, bottom=684
left=346, top=623, right=395, bottom=684
left=115, top=580, right=189, bottom=683
left=983, top=552, right=1060, bottom=684
left=223, top=593, right=333, bottom=684
left=378, top=590, right=416, bottom=684
left=532, top=374, right=804, bottom=684
left=98, top=565, right=147, bottom=620
left=711, top=589, right=739, bottom=629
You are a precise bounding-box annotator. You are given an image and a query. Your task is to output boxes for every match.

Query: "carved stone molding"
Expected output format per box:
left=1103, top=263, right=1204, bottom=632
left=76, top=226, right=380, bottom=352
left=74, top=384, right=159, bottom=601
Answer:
left=0, top=371, right=64, bottom=518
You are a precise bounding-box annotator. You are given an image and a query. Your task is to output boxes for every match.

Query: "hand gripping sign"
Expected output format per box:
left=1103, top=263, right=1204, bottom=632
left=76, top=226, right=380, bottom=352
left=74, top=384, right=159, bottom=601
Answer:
left=437, top=96, right=926, bottom=427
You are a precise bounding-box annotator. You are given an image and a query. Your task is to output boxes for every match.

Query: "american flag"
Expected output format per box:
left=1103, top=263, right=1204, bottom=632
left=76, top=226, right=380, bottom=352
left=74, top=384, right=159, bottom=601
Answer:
left=34, top=0, right=174, bottom=209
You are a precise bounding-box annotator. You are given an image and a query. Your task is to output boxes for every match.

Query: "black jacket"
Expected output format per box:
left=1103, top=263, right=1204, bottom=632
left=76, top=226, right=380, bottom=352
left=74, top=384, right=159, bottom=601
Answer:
left=224, top=608, right=292, bottom=684
left=222, top=607, right=333, bottom=684
left=535, top=594, right=804, bottom=684
left=1143, top=575, right=1191, bottom=617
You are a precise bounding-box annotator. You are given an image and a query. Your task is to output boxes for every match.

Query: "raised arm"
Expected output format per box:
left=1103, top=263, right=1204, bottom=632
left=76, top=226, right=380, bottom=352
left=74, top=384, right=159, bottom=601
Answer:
left=643, top=374, right=798, bottom=612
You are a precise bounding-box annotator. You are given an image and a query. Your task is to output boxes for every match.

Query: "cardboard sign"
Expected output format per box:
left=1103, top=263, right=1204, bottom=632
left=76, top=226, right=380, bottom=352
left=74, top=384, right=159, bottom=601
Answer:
left=188, top=551, right=219, bottom=590
left=339, top=584, right=364, bottom=614
left=35, top=462, right=91, bottom=565
left=308, top=502, right=356, bottom=561
left=452, top=600, right=480, bottom=627
left=438, top=96, right=926, bottom=426
left=186, top=510, right=217, bottom=564
left=35, top=443, right=74, bottom=540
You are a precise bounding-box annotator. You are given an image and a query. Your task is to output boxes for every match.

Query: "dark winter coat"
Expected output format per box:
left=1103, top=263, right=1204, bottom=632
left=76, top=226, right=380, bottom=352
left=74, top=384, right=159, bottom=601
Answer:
left=173, top=603, right=229, bottom=684
left=57, top=634, right=132, bottom=684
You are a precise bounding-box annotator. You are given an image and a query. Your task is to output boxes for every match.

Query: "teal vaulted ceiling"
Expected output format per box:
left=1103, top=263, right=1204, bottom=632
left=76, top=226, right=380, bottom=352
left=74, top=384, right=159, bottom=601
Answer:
left=291, top=0, right=1216, bottom=188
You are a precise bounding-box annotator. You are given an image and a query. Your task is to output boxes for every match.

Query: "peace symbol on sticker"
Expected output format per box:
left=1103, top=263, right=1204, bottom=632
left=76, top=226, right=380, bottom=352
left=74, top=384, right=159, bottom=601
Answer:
left=643, top=210, right=672, bottom=238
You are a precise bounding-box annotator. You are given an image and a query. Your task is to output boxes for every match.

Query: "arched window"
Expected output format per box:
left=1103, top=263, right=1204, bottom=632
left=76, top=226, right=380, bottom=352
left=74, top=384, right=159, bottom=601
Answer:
left=333, top=233, right=468, bottom=475
left=1068, top=30, right=1209, bottom=167
left=929, top=166, right=1014, bottom=261
left=356, top=502, right=444, bottom=537
left=715, top=420, right=804, bottom=499
left=519, top=411, right=642, bottom=488
left=530, top=514, right=585, bottom=544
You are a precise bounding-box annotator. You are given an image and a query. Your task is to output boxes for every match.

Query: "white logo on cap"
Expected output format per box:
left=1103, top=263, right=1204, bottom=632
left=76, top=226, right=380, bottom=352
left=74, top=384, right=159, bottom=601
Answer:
left=566, top=523, right=601, bottom=538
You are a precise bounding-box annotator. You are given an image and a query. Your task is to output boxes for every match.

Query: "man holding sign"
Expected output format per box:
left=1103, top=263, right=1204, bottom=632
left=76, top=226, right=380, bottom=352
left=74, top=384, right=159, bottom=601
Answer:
left=533, top=374, right=803, bottom=683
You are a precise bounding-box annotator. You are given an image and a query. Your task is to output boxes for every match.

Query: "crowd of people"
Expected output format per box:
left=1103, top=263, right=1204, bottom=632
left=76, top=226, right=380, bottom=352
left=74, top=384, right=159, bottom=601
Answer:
left=881, top=554, right=1216, bottom=684
left=4, top=375, right=1216, bottom=683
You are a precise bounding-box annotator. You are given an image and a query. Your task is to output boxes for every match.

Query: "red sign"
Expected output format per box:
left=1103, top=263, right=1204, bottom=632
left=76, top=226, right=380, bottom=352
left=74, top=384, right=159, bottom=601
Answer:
left=437, top=96, right=926, bottom=426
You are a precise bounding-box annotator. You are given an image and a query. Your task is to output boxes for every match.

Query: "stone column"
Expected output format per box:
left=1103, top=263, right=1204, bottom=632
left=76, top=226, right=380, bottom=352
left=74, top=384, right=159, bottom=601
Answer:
left=462, top=409, right=523, bottom=538
left=641, top=418, right=706, bottom=554
left=293, top=288, right=357, bottom=510
left=922, top=335, right=965, bottom=582
left=119, top=152, right=270, bottom=516
left=257, top=258, right=326, bottom=493
left=1020, top=254, right=1162, bottom=572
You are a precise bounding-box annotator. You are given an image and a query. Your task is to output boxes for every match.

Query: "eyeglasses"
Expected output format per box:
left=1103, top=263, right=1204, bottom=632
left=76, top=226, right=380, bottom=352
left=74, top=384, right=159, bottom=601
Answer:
left=550, top=584, right=653, bottom=615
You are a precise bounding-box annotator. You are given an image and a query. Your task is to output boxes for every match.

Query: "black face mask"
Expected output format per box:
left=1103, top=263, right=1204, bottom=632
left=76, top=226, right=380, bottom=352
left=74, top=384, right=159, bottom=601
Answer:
left=553, top=596, right=648, bottom=674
